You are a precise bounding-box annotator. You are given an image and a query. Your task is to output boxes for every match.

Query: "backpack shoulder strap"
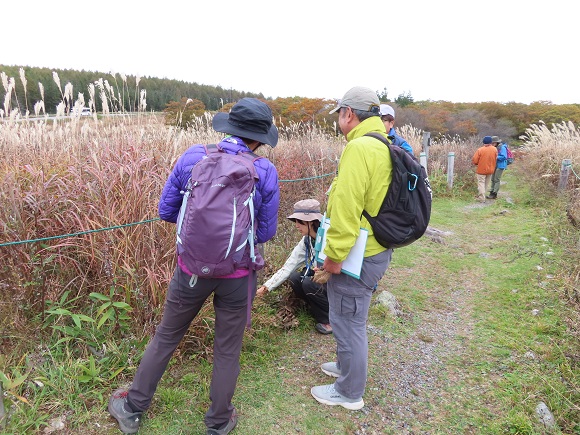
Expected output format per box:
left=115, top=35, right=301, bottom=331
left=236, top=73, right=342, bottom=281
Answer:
left=361, top=132, right=411, bottom=220
left=365, top=131, right=392, bottom=146
left=237, top=150, right=263, bottom=177
left=204, top=144, right=262, bottom=169
left=364, top=132, right=406, bottom=173
left=203, top=144, right=222, bottom=155
left=238, top=150, right=262, bottom=162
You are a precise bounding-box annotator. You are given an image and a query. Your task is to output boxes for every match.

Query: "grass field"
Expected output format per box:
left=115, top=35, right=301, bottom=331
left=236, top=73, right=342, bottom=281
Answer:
left=1, top=108, right=579, bottom=434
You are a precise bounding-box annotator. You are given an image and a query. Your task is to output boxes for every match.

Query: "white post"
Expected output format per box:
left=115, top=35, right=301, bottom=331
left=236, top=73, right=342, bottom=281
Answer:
left=558, top=159, right=572, bottom=191
left=447, top=152, right=455, bottom=189
left=420, top=152, right=427, bottom=174
left=422, top=132, right=431, bottom=161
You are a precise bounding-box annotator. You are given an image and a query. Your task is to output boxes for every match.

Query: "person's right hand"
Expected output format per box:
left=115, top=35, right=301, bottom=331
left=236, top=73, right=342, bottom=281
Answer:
left=312, top=269, right=331, bottom=284
left=256, top=286, right=268, bottom=297
left=322, top=257, right=342, bottom=275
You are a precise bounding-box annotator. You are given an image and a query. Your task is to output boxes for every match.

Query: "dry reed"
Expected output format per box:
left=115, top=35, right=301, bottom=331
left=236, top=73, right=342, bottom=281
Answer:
left=5, top=68, right=568, bottom=353
left=520, top=121, right=580, bottom=182
left=0, top=112, right=339, bottom=349
left=519, top=121, right=580, bottom=307
left=0, top=111, right=485, bottom=339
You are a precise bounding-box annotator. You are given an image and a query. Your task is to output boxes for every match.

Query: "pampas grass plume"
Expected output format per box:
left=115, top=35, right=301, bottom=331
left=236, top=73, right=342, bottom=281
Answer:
left=19, top=68, right=26, bottom=88
left=1, top=71, right=8, bottom=92
left=52, top=71, right=62, bottom=94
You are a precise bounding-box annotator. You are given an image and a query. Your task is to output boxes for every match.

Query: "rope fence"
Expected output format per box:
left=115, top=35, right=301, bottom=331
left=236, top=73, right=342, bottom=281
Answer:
left=568, top=162, right=580, bottom=180
left=3, top=161, right=576, bottom=248
left=278, top=172, right=336, bottom=183
left=0, top=172, right=336, bottom=248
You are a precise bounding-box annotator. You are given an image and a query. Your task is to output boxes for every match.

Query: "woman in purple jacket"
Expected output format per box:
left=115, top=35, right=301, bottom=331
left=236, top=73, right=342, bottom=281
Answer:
left=108, top=98, right=280, bottom=435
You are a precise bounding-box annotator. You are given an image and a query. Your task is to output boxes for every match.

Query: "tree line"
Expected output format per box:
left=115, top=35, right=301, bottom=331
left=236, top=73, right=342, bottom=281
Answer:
left=0, top=65, right=262, bottom=114
left=2, top=65, right=579, bottom=141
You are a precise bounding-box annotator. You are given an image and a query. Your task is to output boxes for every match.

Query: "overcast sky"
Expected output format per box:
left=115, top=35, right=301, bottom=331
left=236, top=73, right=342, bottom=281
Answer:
left=3, top=0, right=578, bottom=105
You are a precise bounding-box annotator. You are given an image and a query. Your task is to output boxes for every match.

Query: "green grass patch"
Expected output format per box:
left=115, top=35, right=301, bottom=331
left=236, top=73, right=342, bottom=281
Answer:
left=1, top=168, right=579, bottom=434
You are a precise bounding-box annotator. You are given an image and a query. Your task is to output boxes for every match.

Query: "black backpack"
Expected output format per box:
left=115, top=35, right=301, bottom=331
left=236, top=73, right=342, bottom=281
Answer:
left=362, top=132, right=432, bottom=249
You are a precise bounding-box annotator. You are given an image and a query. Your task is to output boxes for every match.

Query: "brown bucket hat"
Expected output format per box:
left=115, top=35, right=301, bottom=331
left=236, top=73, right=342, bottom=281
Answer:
left=287, top=199, right=323, bottom=222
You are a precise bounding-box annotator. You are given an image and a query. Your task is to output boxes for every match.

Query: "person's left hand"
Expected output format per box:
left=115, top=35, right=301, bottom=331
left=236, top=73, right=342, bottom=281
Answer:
left=322, top=257, right=342, bottom=274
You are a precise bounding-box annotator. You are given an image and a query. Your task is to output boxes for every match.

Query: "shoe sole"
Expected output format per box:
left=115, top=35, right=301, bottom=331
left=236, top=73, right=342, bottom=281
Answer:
left=315, top=324, right=333, bottom=334
left=108, top=398, right=140, bottom=434
left=316, top=329, right=333, bottom=335
left=206, top=409, right=237, bottom=434
left=310, top=391, right=364, bottom=410
left=321, top=367, right=340, bottom=378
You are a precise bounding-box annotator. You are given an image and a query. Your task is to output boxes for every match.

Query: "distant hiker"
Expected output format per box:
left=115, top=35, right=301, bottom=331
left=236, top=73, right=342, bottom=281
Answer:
left=472, top=135, right=498, bottom=202
left=257, top=198, right=332, bottom=335
left=310, top=86, right=393, bottom=411
left=108, top=98, right=280, bottom=435
left=487, top=135, right=508, bottom=199
left=379, top=104, right=414, bottom=154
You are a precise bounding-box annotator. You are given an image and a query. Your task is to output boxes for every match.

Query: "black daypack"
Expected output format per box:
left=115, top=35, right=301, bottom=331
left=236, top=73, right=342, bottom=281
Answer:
left=362, top=132, right=432, bottom=249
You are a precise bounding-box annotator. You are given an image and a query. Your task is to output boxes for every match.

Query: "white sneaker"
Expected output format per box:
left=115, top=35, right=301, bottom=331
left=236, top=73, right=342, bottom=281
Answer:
left=321, top=362, right=341, bottom=378
left=310, top=384, right=364, bottom=410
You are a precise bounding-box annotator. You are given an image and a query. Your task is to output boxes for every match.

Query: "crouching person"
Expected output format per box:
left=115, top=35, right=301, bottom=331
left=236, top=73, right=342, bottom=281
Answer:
left=257, top=199, right=332, bottom=334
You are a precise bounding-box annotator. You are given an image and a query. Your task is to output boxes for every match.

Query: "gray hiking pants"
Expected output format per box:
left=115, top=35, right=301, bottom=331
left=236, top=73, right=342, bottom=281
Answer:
left=491, top=167, right=505, bottom=194
left=327, top=250, right=392, bottom=400
left=126, top=266, right=253, bottom=428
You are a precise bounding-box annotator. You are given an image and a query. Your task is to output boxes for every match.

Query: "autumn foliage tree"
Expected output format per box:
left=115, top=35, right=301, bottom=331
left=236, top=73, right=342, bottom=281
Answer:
left=163, top=97, right=205, bottom=127
left=267, top=97, right=334, bottom=125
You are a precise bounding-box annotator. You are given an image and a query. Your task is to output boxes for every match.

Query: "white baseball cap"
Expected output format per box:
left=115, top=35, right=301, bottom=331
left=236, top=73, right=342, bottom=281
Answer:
left=379, top=104, right=395, bottom=118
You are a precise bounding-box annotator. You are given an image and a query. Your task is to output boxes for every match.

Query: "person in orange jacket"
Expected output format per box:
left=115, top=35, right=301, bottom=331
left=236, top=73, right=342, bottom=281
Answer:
left=472, top=136, right=498, bottom=202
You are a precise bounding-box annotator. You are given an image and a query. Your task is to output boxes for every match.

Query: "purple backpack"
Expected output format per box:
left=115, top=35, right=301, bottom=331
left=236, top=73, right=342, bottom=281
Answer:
left=176, top=144, right=264, bottom=278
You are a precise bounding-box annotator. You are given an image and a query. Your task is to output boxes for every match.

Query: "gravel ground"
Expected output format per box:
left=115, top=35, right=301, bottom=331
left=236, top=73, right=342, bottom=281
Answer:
left=284, top=221, right=498, bottom=434
left=365, top=282, right=478, bottom=434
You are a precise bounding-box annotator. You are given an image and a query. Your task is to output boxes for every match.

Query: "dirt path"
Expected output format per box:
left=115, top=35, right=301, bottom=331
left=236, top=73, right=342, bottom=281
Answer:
left=279, top=187, right=521, bottom=434
left=283, top=263, right=485, bottom=434
left=368, top=271, right=482, bottom=433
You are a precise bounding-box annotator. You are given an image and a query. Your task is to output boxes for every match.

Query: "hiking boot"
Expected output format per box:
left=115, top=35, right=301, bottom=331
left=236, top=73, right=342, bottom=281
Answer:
left=321, top=362, right=341, bottom=378
left=486, top=192, right=497, bottom=199
left=108, top=389, right=143, bottom=434
left=315, top=323, right=333, bottom=335
left=207, top=408, right=238, bottom=434
left=310, top=384, right=364, bottom=410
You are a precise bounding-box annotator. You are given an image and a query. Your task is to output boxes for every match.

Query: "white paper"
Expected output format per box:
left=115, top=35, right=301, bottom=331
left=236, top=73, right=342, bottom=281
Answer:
left=315, top=217, right=368, bottom=279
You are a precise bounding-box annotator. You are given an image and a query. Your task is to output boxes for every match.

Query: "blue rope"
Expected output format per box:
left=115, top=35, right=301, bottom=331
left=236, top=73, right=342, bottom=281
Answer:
left=279, top=172, right=336, bottom=183
left=0, top=172, right=336, bottom=248
left=0, top=218, right=160, bottom=247
left=568, top=163, right=580, bottom=180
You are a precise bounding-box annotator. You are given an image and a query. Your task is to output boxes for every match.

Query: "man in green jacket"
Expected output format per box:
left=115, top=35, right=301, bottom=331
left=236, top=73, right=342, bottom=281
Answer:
left=310, top=86, right=393, bottom=410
